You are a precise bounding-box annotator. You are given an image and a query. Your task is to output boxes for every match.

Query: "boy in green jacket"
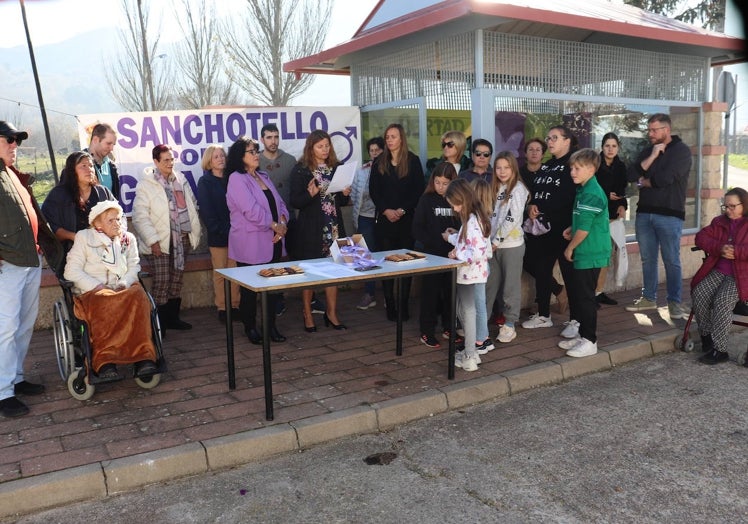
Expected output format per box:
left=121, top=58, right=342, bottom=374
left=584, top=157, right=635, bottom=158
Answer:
left=559, top=148, right=612, bottom=357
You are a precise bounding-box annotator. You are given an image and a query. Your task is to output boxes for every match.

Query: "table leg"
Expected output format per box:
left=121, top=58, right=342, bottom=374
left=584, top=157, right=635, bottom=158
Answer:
left=448, top=267, right=456, bottom=379
left=261, top=291, right=274, bottom=420
left=395, top=276, right=403, bottom=356
left=225, top=278, right=236, bottom=390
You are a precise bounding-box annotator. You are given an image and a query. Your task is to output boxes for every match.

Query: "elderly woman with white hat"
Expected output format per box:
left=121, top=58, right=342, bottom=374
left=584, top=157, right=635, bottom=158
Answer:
left=64, top=200, right=158, bottom=381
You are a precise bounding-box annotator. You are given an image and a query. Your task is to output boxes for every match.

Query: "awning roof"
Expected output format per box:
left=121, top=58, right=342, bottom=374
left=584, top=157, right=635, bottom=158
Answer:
left=284, top=0, right=746, bottom=76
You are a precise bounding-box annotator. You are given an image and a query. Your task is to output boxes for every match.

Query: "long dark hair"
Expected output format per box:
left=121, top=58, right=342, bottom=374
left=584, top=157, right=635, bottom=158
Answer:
left=300, top=130, right=339, bottom=172
left=226, top=136, right=259, bottom=176
left=377, top=123, right=410, bottom=179
left=424, top=162, right=456, bottom=194
left=61, top=151, right=96, bottom=209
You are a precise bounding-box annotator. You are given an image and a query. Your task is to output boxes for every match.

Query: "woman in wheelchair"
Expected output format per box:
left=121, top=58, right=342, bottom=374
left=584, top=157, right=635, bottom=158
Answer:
left=691, top=187, right=748, bottom=365
left=63, top=201, right=158, bottom=381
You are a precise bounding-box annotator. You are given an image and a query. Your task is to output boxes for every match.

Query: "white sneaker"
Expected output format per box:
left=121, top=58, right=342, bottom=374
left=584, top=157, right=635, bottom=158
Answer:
left=566, top=338, right=598, bottom=357
left=522, top=313, right=553, bottom=329
left=560, top=320, right=580, bottom=339
left=558, top=337, right=581, bottom=350
left=455, top=350, right=479, bottom=371
left=475, top=339, right=495, bottom=355
left=497, top=325, right=517, bottom=343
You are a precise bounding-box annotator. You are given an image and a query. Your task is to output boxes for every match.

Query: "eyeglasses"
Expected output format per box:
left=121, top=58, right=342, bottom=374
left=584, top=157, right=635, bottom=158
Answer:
left=721, top=203, right=743, bottom=210
left=545, top=135, right=564, bottom=142
left=245, top=149, right=259, bottom=155
left=159, top=157, right=175, bottom=163
left=647, top=126, right=667, bottom=134
left=441, top=141, right=455, bottom=149
left=473, top=151, right=491, bottom=158
left=3, top=136, right=22, bottom=146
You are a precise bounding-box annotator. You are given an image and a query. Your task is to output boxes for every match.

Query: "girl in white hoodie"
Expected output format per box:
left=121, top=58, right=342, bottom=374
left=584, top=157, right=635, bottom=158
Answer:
left=485, top=152, right=530, bottom=344
left=443, top=179, right=491, bottom=372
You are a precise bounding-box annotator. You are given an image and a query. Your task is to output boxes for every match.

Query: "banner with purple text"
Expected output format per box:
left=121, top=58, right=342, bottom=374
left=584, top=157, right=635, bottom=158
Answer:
left=78, top=107, right=362, bottom=213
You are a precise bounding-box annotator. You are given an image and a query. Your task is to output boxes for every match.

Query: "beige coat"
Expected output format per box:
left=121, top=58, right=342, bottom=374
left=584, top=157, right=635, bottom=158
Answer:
left=131, top=169, right=201, bottom=255
left=64, top=229, right=141, bottom=295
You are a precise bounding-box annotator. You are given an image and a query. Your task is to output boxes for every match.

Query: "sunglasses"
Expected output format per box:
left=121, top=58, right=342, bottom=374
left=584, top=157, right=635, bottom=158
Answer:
left=3, top=136, right=23, bottom=146
left=473, top=151, right=491, bottom=158
left=441, top=141, right=455, bottom=149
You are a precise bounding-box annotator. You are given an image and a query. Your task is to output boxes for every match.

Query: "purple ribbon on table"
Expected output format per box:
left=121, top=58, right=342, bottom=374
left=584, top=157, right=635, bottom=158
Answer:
left=339, top=243, right=382, bottom=269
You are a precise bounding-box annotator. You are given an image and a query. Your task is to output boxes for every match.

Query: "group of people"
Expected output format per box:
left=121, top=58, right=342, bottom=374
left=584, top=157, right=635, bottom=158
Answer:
left=1, top=110, right=743, bottom=416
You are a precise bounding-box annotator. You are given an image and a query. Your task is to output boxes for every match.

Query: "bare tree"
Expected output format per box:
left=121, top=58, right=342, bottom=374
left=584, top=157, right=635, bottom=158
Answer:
left=222, top=0, right=333, bottom=106
left=107, top=0, right=174, bottom=111
left=172, top=0, right=243, bottom=109
left=624, top=0, right=726, bottom=30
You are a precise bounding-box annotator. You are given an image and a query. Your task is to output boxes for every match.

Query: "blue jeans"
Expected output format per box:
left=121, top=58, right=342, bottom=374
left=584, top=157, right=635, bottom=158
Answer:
left=635, top=212, right=683, bottom=304
left=474, top=282, right=488, bottom=343
left=357, top=216, right=376, bottom=297
left=0, top=259, right=41, bottom=400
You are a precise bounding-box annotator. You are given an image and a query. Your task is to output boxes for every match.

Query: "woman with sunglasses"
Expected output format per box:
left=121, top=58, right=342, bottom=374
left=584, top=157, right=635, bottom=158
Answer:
left=522, top=125, right=579, bottom=336
left=427, top=130, right=471, bottom=180
left=226, top=136, right=289, bottom=344
left=369, top=123, right=425, bottom=321
left=691, top=187, right=748, bottom=365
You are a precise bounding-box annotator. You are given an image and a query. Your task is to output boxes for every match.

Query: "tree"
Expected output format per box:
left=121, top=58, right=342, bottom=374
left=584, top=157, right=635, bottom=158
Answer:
left=172, top=0, right=243, bottom=109
left=222, top=0, right=334, bottom=106
left=624, top=0, right=726, bottom=31
left=107, top=0, right=174, bottom=111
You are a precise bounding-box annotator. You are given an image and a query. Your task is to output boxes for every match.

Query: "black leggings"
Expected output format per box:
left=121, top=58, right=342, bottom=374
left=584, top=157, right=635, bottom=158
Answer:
left=523, top=233, right=575, bottom=319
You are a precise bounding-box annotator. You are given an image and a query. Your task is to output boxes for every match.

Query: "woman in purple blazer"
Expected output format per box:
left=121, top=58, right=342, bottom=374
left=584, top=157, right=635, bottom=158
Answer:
left=226, top=136, right=289, bottom=344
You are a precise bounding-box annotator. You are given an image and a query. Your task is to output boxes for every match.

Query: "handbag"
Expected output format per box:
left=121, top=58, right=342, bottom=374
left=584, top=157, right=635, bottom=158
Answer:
left=522, top=214, right=551, bottom=236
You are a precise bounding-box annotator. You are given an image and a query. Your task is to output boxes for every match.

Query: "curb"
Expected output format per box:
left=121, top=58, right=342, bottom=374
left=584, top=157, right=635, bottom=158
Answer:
left=0, top=329, right=680, bottom=520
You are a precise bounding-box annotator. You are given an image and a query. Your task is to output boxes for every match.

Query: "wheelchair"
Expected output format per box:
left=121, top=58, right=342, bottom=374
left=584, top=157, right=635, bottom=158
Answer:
left=52, top=274, right=166, bottom=400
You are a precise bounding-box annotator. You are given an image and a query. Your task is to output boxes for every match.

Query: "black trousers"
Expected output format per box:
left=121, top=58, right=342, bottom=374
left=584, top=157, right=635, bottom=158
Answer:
left=376, top=217, right=415, bottom=310
left=567, top=267, right=600, bottom=343
left=419, top=271, right=453, bottom=336
left=523, top=233, right=575, bottom=319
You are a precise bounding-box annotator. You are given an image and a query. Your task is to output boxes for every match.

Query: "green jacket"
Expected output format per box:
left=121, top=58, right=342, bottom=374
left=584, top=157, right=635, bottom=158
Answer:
left=571, top=176, right=611, bottom=270
left=0, top=160, right=63, bottom=271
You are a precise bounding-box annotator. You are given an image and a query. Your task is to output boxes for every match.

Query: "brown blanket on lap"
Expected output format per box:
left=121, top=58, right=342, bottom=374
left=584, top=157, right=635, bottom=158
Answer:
left=73, top=283, right=157, bottom=373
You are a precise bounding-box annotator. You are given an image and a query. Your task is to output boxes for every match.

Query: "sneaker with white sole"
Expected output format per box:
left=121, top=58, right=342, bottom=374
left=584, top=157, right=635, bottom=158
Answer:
left=455, top=350, right=479, bottom=371
left=475, top=339, right=495, bottom=355
left=560, top=320, right=580, bottom=339
left=522, top=313, right=553, bottom=329
left=668, top=301, right=687, bottom=320
left=625, top=297, right=657, bottom=312
left=566, top=337, right=598, bottom=357
left=497, top=324, right=517, bottom=343
left=356, top=294, right=377, bottom=310
left=558, top=337, right=582, bottom=350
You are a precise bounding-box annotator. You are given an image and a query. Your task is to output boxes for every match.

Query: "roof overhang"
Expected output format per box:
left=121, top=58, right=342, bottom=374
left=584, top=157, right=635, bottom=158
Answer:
left=284, top=0, right=747, bottom=77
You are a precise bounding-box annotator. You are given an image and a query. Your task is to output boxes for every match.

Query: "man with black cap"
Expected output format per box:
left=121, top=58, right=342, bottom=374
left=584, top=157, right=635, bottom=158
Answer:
left=0, top=121, right=62, bottom=417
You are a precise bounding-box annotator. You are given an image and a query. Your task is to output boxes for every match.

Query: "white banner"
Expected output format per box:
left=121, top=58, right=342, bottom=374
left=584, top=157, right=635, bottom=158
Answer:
left=78, top=107, right=362, bottom=214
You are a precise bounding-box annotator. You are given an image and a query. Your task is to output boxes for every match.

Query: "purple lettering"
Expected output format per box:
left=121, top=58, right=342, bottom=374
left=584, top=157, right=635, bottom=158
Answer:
left=140, top=118, right=159, bottom=147
left=261, top=112, right=278, bottom=132
left=117, top=118, right=138, bottom=148
left=183, top=115, right=203, bottom=145
left=280, top=112, right=294, bottom=140
left=204, top=114, right=225, bottom=143
left=226, top=113, right=246, bottom=140
left=246, top=113, right=261, bottom=138
left=160, top=116, right=182, bottom=144
left=295, top=112, right=309, bottom=139
left=181, top=148, right=199, bottom=166
left=310, top=111, right=328, bottom=132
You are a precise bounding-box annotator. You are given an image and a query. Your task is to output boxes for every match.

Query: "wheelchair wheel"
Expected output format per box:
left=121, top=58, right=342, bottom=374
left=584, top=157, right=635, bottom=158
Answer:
left=674, top=334, right=695, bottom=353
left=67, top=369, right=95, bottom=401
left=53, top=300, right=76, bottom=380
left=135, top=373, right=161, bottom=389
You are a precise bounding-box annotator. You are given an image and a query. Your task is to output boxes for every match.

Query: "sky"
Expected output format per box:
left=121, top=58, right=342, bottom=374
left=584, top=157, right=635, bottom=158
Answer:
left=0, top=0, right=378, bottom=106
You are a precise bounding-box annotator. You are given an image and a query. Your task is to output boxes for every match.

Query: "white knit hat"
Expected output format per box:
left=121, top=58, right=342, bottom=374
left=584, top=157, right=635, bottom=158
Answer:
left=88, top=200, right=123, bottom=226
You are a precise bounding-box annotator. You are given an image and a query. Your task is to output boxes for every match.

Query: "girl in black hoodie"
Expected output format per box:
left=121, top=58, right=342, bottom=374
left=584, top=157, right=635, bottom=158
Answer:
left=412, top=163, right=460, bottom=347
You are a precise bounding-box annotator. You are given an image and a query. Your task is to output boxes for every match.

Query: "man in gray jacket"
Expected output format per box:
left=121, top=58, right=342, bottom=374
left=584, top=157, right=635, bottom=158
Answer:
left=0, top=121, right=61, bottom=417
left=625, top=113, right=692, bottom=319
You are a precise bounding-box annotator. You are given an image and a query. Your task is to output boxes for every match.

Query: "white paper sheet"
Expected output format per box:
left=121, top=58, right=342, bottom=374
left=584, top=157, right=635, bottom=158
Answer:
left=327, top=162, right=358, bottom=194
left=299, top=261, right=360, bottom=278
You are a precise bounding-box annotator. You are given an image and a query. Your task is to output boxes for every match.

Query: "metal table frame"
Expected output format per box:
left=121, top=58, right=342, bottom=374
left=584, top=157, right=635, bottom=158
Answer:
left=218, top=249, right=462, bottom=420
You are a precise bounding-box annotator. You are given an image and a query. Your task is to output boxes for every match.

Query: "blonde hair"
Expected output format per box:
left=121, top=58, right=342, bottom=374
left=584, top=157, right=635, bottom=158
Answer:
left=492, top=151, right=526, bottom=207
left=201, top=144, right=226, bottom=172
left=471, top=178, right=494, bottom=218
left=441, top=130, right=466, bottom=162
left=445, top=178, right=490, bottom=242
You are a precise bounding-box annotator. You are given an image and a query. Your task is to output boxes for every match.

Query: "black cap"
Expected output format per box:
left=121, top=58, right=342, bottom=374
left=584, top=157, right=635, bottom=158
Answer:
left=0, top=121, right=29, bottom=141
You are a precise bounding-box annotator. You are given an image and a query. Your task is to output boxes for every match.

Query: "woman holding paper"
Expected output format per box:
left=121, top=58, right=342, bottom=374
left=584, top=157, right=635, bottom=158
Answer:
left=226, top=136, right=289, bottom=344
left=289, top=130, right=351, bottom=332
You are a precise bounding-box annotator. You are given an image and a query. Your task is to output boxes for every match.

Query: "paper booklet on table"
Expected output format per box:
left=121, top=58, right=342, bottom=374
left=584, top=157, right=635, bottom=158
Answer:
left=327, top=161, right=358, bottom=194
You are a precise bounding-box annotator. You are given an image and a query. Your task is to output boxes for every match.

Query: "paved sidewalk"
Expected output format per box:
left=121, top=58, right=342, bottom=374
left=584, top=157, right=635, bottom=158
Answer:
left=0, top=283, right=694, bottom=518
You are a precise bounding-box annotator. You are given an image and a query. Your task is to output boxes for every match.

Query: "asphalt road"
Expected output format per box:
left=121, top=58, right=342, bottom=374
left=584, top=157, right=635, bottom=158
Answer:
left=12, top=346, right=748, bottom=524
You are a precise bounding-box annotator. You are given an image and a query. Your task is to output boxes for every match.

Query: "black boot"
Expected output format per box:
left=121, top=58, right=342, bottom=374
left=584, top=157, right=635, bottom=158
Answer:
left=700, top=334, right=714, bottom=354
left=167, top=298, right=192, bottom=330
left=699, top=348, right=729, bottom=365
left=157, top=303, right=169, bottom=337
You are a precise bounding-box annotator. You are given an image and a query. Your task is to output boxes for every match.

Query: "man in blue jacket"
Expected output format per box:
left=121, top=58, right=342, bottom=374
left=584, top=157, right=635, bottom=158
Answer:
left=625, top=113, right=692, bottom=319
